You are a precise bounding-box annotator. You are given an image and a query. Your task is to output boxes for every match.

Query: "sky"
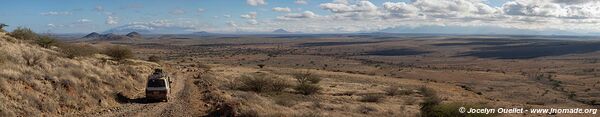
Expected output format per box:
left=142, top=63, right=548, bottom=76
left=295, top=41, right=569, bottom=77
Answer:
left=1, top=0, right=600, bottom=35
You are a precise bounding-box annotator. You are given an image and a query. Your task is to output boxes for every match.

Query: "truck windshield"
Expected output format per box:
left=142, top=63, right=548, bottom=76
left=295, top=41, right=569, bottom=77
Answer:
left=147, top=79, right=165, bottom=87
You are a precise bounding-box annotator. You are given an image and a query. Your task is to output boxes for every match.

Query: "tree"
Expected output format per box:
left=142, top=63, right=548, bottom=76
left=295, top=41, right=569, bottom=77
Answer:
left=10, top=27, right=37, bottom=40
left=0, top=23, right=8, bottom=32
left=36, top=35, right=58, bottom=48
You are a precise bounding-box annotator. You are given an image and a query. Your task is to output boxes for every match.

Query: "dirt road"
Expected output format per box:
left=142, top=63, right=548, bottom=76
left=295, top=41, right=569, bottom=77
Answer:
left=72, top=64, right=213, bottom=117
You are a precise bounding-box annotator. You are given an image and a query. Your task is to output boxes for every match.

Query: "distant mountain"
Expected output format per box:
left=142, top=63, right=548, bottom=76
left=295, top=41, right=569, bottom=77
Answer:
left=126, top=32, right=142, bottom=38
left=272, top=29, right=291, bottom=34
left=83, top=32, right=101, bottom=38
left=105, top=24, right=194, bottom=34
left=82, top=32, right=142, bottom=41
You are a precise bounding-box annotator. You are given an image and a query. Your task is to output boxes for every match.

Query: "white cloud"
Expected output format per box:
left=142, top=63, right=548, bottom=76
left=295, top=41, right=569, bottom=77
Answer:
left=170, top=8, right=186, bottom=15
left=247, top=0, right=267, bottom=6
left=40, top=11, right=71, bottom=16
left=502, top=0, right=600, bottom=18
left=77, top=19, right=92, bottom=23
left=247, top=19, right=259, bottom=25
left=106, top=16, right=118, bottom=25
left=273, top=7, right=292, bottom=12
left=241, top=12, right=258, bottom=19
left=95, top=6, right=104, bottom=12
left=320, top=0, right=377, bottom=13
left=197, top=8, right=205, bottom=14
left=227, top=21, right=238, bottom=27
left=223, top=15, right=232, bottom=18
left=278, top=11, right=318, bottom=20
left=295, top=0, right=308, bottom=5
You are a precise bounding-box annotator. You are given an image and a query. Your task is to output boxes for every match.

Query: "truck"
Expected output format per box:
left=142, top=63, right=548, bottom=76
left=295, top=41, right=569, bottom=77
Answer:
left=145, top=69, right=171, bottom=102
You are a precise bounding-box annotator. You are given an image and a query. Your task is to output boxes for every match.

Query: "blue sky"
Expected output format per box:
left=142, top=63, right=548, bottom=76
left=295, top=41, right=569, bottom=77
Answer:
left=1, top=0, right=599, bottom=34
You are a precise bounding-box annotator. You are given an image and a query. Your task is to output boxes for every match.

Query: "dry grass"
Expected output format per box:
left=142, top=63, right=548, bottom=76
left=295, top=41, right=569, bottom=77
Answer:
left=236, top=72, right=290, bottom=93
left=294, top=83, right=321, bottom=95
left=199, top=65, right=429, bottom=116
left=0, top=33, right=158, bottom=116
left=57, top=43, right=99, bottom=59
left=102, top=45, right=133, bottom=61
left=359, top=94, right=385, bottom=103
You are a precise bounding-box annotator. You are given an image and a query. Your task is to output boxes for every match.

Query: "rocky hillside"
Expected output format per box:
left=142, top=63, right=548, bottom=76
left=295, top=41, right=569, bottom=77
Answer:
left=0, top=32, right=158, bottom=116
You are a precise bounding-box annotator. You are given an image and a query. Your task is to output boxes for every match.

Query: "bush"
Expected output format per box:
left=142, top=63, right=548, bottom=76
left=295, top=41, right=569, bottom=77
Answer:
left=36, top=35, right=58, bottom=48
left=103, top=45, right=133, bottom=61
left=21, top=51, right=43, bottom=66
left=384, top=85, right=400, bottom=96
left=147, top=55, right=161, bottom=62
left=419, top=86, right=448, bottom=117
left=9, top=27, right=37, bottom=41
left=357, top=105, right=377, bottom=114
left=294, top=83, right=321, bottom=95
left=237, top=73, right=290, bottom=93
left=293, top=72, right=321, bottom=84
left=58, top=43, right=99, bottom=58
left=359, top=94, right=384, bottom=102
left=293, top=72, right=322, bottom=95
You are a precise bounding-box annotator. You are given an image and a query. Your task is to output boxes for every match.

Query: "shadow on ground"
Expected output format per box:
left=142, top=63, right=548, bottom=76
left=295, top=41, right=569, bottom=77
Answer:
left=458, top=42, right=600, bottom=59
left=115, top=92, right=161, bottom=104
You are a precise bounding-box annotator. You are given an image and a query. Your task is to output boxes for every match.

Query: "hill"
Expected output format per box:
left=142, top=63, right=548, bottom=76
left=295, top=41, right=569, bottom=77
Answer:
left=82, top=32, right=142, bottom=41
left=125, top=32, right=142, bottom=39
left=0, top=32, right=158, bottom=116
left=272, top=29, right=291, bottom=34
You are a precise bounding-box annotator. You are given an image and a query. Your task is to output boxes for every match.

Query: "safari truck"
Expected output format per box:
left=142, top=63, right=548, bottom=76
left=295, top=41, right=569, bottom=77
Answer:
left=146, top=69, right=171, bottom=102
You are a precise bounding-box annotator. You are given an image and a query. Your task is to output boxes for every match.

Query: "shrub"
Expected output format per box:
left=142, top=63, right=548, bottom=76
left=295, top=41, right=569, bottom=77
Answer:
left=359, top=94, right=384, bottom=102
left=294, top=83, right=321, bottom=95
left=293, top=72, right=322, bottom=95
left=9, top=27, right=37, bottom=41
left=58, top=43, right=99, bottom=59
left=21, top=51, right=43, bottom=66
left=237, top=73, right=290, bottom=93
left=384, top=85, right=400, bottom=96
left=357, top=105, right=377, bottom=114
left=36, top=35, right=58, bottom=48
left=147, top=55, right=161, bottom=62
left=293, top=72, right=321, bottom=84
left=103, top=45, right=133, bottom=61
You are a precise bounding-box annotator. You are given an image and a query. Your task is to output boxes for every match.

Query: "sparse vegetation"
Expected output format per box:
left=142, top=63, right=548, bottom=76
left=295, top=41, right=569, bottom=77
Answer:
left=419, top=87, right=441, bottom=117
left=57, top=43, right=99, bottom=58
left=294, top=82, right=321, bottom=95
left=293, top=72, right=322, bottom=95
left=9, top=27, right=37, bottom=41
left=237, top=73, right=290, bottom=93
left=384, top=85, right=401, bottom=96
left=293, top=72, right=321, bottom=84
left=359, top=94, right=385, bottom=103
left=147, top=55, right=161, bottom=62
left=35, top=35, right=58, bottom=48
left=357, top=105, right=378, bottom=114
left=21, top=51, right=43, bottom=66
left=103, top=45, right=134, bottom=61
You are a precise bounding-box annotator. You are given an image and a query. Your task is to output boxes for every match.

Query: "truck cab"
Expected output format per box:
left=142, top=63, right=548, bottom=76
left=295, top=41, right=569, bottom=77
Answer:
left=145, top=69, right=171, bottom=102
